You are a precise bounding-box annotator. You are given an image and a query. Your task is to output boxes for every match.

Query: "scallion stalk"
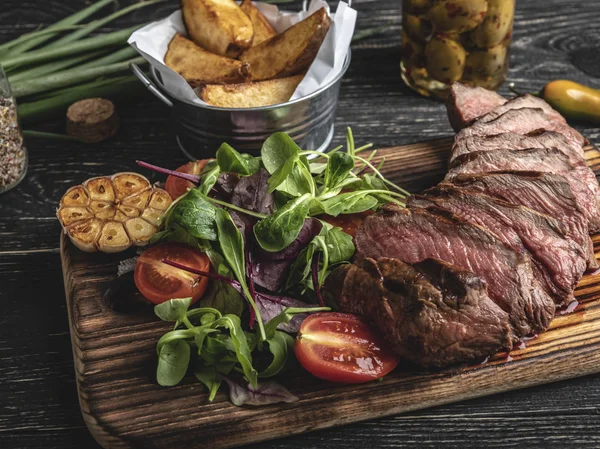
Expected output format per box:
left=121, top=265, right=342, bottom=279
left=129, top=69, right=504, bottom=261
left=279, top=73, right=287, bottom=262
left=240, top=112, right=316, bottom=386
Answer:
left=11, top=56, right=146, bottom=98
left=7, top=50, right=106, bottom=83
left=0, top=25, right=84, bottom=56
left=45, top=0, right=163, bottom=49
left=76, top=46, right=138, bottom=71
left=2, top=25, right=141, bottom=69
left=2, top=0, right=116, bottom=56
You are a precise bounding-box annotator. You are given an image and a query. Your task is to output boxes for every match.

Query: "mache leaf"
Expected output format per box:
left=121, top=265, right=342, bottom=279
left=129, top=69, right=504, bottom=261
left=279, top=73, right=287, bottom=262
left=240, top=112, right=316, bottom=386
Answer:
left=170, top=189, right=217, bottom=240
left=154, top=297, right=192, bottom=322
left=216, top=142, right=261, bottom=175
left=157, top=339, right=191, bottom=387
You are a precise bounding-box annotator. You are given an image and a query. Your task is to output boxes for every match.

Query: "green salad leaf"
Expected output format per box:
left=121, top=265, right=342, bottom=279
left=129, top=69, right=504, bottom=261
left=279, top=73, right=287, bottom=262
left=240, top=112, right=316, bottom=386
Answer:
left=216, top=143, right=261, bottom=176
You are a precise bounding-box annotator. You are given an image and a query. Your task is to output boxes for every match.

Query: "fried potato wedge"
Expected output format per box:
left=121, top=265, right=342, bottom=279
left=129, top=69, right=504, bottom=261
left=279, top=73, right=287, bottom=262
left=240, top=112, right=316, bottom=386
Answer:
left=239, top=7, right=331, bottom=81
left=182, top=0, right=254, bottom=58
left=165, top=34, right=249, bottom=86
left=240, top=0, right=276, bottom=46
left=199, top=74, right=304, bottom=108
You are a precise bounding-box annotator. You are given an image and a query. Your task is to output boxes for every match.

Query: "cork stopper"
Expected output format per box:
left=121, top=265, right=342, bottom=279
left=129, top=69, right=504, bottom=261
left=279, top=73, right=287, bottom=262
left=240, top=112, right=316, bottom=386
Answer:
left=66, top=98, right=120, bottom=143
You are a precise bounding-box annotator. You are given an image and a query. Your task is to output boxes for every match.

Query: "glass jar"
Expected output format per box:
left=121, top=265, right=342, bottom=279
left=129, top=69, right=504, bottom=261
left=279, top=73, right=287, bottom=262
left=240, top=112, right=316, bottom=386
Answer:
left=0, top=65, right=27, bottom=194
left=401, top=0, right=515, bottom=98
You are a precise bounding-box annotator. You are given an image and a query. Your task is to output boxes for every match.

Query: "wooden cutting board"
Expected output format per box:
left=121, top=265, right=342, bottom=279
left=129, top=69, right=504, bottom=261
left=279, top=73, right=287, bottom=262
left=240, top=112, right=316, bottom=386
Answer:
left=61, top=137, right=600, bottom=449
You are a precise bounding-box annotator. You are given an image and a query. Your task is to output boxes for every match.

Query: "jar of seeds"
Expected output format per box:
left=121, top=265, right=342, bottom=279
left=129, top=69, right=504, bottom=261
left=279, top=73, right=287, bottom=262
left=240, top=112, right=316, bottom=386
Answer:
left=0, top=65, right=27, bottom=194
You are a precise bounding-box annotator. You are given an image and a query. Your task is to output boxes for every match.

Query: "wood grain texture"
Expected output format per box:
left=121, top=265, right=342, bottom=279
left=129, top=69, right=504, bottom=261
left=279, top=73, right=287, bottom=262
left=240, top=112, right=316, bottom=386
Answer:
left=2, top=1, right=600, bottom=448
left=60, top=139, right=600, bottom=449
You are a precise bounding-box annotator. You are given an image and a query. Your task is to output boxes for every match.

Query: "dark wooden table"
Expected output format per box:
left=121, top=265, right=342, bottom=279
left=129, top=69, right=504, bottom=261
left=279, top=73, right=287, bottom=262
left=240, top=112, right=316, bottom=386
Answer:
left=2, top=1, right=600, bottom=448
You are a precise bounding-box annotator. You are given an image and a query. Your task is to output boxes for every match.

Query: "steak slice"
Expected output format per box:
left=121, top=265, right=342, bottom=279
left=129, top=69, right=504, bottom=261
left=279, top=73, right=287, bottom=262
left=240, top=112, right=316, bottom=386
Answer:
left=409, top=186, right=586, bottom=306
left=451, top=172, right=597, bottom=269
left=325, top=257, right=513, bottom=368
left=450, top=131, right=586, bottom=165
left=446, top=83, right=507, bottom=132
left=477, top=94, right=566, bottom=126
left=447, top=147, right=600, bottom=232
left=455, top=108, right=585, bottom=147
left=355, top=204, right=555, bottom=337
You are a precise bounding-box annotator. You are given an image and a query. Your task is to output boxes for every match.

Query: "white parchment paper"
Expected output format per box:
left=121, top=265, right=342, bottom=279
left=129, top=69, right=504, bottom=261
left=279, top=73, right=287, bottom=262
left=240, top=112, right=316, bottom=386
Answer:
left=127, top=0, right=356, bottom=106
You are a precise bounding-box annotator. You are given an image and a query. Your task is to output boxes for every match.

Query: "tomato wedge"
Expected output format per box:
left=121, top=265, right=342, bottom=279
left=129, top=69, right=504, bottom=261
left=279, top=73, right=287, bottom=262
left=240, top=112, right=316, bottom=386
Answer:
left=319, top=211, right=373, bottom=238
left=165, top=160, right=210, bottom=200
left=295, top=312, right=400, bottom=383
left=134, top=242, right=210, bottom=305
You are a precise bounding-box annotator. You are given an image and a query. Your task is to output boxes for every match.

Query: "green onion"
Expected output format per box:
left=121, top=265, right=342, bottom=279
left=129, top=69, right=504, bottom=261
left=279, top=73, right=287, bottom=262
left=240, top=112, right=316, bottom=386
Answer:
left=11, top=57, right=146, bottom=98
left=2, top=25, right=141, bottom=69
left=17, top=76, right=144, bottom=124
left=0, top=25, right=84, bottom=56
left=76, top=46, right=138, bottom=71
left=7, top=50, right=106, bottom=83
left=22, top=130, right=83, bottom=142
left=45, top=0, right=163, bottom=49
left=2, top=0, right=116, bottom=56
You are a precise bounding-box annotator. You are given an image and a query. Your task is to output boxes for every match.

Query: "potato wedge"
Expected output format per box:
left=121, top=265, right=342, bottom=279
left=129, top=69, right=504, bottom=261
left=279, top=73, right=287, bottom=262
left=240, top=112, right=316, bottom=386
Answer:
left=239, top=7, right=331, bottom=81
left=199, top=74, right=304, bottom=108
left=182, top=0, right=254, bottom=58
left=240, top=0, right=276, bottom=46
left=165, top=34, right=249, bottom=87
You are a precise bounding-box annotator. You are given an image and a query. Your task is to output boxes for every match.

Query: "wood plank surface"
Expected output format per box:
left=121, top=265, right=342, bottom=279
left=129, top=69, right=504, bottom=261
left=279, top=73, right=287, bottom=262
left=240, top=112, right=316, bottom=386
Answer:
left=61, top=138, right=600, bottom=449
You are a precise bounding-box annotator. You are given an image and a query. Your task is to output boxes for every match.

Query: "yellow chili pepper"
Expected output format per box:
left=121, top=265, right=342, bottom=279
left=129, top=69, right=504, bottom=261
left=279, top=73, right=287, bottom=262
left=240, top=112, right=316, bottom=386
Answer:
left=511, top=80, right=600, bottom=124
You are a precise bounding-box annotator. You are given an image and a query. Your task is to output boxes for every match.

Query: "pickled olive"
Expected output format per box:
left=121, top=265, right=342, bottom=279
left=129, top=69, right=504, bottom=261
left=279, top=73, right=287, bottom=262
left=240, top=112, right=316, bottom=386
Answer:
left=428, top=0, right=488, bottom=33
left=542, top=80, right=600, bottom=124
left=403, top=13, right=433, bottom=43
left=464, top=44, right=507, bottom=79
left=425, top=35, right=467, bottom=84
left=472, top=0, right=515, bottom=48
left=403, top=0, right=434, bottom=15
left=402, top=31, right=426, bottom=68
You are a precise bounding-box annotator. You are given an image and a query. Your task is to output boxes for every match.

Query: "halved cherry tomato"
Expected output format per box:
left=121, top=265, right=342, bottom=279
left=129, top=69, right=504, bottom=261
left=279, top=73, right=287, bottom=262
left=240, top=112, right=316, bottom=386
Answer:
left=319, top=211, right=373, bottom=238
left=134, top=242, right=210, bottom=305
left=295, top=312, right=400, bottom=383
left=165, top=160, right=210, bottom=200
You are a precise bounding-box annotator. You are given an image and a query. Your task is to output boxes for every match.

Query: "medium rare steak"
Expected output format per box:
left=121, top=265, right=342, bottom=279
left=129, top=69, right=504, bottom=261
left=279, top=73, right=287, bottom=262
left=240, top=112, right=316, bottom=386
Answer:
left=446, top=83, right=507, bottom=132
left=409, top=186, right=586, bottom=306
left=354, top=204, right=555, bottom=337
left=326, top=257, right=513, bottom=368
left=477, top=94, right=566, bottom=126
left=455, top=108, right=585, bottom=147
left=452, top=172, right=598, bottom=269
left=450, top=131, right=586, bottom=165
left=447, top=148, right=600, bottom=232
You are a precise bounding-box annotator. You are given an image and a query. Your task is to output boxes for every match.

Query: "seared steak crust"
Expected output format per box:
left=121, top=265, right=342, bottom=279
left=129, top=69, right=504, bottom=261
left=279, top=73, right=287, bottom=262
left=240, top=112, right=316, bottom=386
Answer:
left=354, top=204, right=555, bottom=338
left=446, top=83, right=507, bottom=132
left=326, top=257, right=513, bottom=368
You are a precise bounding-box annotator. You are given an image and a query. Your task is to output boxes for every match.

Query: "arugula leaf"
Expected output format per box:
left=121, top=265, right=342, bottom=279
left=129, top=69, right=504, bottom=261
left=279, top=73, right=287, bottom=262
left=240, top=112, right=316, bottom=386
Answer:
left=324, top=152, right=354, bottom=190
left=319, top=191, right=378, bottom=216
left=157, top=340, right=191, bottom=386
left=154, top=297, right=192, bottom=322
left=253, top=194, right=312, bottom=252
left=215, top=208, right=266, bottom=340
left=259, top=331, right=294, bottom=378
left=261, top=132, right=301, bottom=174
left=224, top=377, right=299, bottom=406
left=213, top=315, right=258, bottom=387
left=216, top=143, right=261, bottom=175
left=170, top=189, right=217, bottom=240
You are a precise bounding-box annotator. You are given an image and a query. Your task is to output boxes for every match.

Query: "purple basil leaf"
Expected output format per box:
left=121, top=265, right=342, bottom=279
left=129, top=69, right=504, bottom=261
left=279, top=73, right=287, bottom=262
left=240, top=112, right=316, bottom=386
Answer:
left=224, top=377, right=299, bottom=406
left=232, top=168, right=274, bottom=215
left=211, top=173, right=240, bottom=202
left=229, top=210, right=256, bottom=240
left=251, top=259, right=291, bottom=291
left=255, top=292, right=315, bottom=333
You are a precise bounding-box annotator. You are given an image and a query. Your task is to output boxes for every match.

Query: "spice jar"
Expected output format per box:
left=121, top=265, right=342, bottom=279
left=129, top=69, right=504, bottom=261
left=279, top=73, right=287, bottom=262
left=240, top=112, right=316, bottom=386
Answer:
left=401, top=0, right=515, bottom=98
left=0, top=65, right=27, bottom=194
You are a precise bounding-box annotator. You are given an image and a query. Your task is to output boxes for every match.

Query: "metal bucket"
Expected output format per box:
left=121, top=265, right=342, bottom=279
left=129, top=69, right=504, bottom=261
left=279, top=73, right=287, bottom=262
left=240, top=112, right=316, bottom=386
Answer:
left=131, top=48, right=350, bottom=160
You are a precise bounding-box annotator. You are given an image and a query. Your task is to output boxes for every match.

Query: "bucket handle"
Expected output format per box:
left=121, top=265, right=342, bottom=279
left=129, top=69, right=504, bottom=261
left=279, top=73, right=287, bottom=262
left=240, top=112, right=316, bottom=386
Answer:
left=302, top=0, right=351, bottom=10
left=130, top=62, right=173, bottom=108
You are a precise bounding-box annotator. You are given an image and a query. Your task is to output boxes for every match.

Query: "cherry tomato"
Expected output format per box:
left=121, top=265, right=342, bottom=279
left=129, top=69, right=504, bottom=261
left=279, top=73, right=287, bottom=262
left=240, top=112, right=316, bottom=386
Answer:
left=165, top=160, right=210, bottom=200
left=294, top=312, right=400, bottom=383
left=319, top=211, right=373, bottom=238
left=134, top=242, right=210, bottom=305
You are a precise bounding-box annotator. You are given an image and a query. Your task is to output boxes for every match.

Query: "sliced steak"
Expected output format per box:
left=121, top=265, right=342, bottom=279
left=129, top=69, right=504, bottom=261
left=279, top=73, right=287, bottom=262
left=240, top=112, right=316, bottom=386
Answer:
left=355, top=204, right=555, bottom=337
left=446, top=83, right=507, bottom=132
left=451, top=172, right=597, bottom=269
left=326, top=257, right=513, bottom=368
left=477, top=94, right=566, bottom=126
left=450, top=131, right=586, bottom=165
left=455, top=108, right=585, bottom=147
left=409, top=186, right=586, bottom=306
left=447, top=147, right=600, bottom=231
